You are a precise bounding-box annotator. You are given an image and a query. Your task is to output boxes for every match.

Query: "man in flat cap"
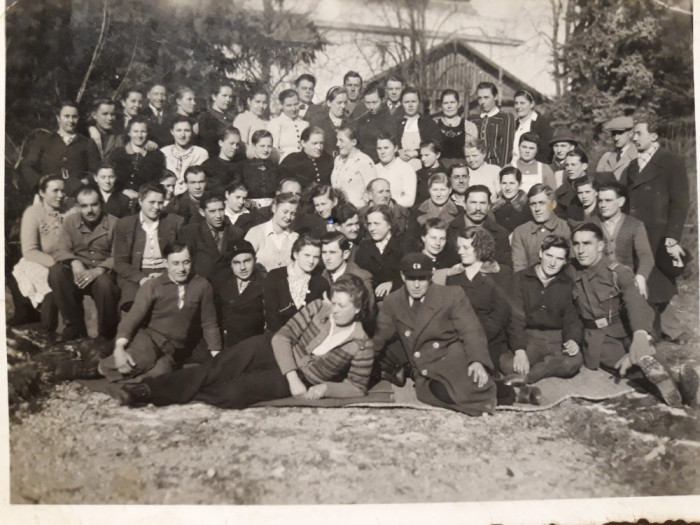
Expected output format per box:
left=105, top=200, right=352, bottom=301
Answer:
left=596, top=116, right=637, bottom=182
left=371, top=252, right=499, bottom=415
left=548, top=128, right=578, bottom=190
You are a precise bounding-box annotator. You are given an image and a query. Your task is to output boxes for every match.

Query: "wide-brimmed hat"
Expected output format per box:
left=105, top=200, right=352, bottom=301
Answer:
left=549, top=128, right=578, bottom=146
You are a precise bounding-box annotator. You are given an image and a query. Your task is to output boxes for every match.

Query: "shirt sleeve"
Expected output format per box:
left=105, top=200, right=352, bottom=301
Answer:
left=20, top=206, right=56, bottom=268
left=510, top=227, right=528, bottom=273
left=633, top=222, right=655, bottom=279
left=116, top=280, right=156, bottom=341
left=271, top=299, right=324, bottom=376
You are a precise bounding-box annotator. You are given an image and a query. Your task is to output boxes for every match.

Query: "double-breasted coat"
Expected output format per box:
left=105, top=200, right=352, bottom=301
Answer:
left=372, top=283, right=497, bottom=415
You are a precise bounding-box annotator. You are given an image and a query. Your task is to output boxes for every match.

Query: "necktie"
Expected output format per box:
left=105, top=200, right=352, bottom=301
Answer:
left=616, top=150, right=622, bottom=163
left=411, top=299, right=421, bottom=319
left=177, top=285, right=185, bottom=309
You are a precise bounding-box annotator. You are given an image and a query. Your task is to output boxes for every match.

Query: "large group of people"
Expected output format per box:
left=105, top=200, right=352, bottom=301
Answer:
left=8, top=69, right=698, bottom=415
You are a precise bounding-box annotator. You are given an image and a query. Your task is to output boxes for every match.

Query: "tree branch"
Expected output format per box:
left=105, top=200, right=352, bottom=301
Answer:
left=113, top=36, right=140, bottom=100
left=648, top=0, right=692, bottom=15
left=76, top=0, right=110, bottom=103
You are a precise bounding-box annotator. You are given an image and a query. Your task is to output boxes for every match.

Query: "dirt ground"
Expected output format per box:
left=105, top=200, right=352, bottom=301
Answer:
left=7, top=283, right=700, bottom=505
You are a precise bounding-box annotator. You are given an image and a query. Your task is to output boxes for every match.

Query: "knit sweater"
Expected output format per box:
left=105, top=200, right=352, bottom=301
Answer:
left=271, top=299, right=374, bottom=397
left=592, top=214, right=654, bottom=279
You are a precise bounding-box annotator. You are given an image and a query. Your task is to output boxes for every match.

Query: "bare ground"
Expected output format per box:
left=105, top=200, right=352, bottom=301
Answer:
left=7, top=284, right=700, bottom=505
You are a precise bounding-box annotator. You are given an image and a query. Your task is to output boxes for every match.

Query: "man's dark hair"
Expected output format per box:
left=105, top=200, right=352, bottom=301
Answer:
left=278, top=88, right=299, bottom=104
left=540, top=234, right=569, bottom=253
left=184, top=166, right=206, bottom=183
left=499, top=166, right=522, bottom=183
left=400, top=86, right=420, bottom=102
left=420, top=140, right=442, bottom=155
left=343, top=71, right=362, bottom=84
left=476, top=81, right=498, bottom=97
left=566, top=147, right=589, bottom=165
left=464, top=184, right=492, bottom=202
left=597, top=180, right=627, bottom=199
left=385, top=74, right=405, bottom=86
left=55, top=101, right=79, bottom=117
left=138, top=182, right=166, bottom=200
left=295, top=73, right=316, bottom=87
left=95, top=162, right=116, bottom=175
left=225, top=179, right=249, bottom=195
left=362, top=81, right=385, bottom=99
left=199, top=191, right=226, bottom=211
left=571, top=222, right=604, bottom=242
left=527, top=183, right=555, bottom=200
left=331, top=202, right=359, bottom=225
left=321, top=231, right=351, bottom=252
left=519, top=131, right=541, bottom=147
left=120, top=88, right=143, bottom=102
left=572, top=175, right=595, bottom=190
left=91, top=97, right=117, bottom=113
left=163, top=241, right=191, bottom=259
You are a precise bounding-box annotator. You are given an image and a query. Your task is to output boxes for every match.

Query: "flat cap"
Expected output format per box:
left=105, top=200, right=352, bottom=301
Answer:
left=603, top=116, right=634, bottom=131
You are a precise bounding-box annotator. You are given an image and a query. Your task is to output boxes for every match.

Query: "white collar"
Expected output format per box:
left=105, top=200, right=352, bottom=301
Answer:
left=481, top=107, right=499, bottom=118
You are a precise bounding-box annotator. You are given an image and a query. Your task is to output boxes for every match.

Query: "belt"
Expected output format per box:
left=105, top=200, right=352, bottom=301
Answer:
left=582, top=316, right=622, bottom=330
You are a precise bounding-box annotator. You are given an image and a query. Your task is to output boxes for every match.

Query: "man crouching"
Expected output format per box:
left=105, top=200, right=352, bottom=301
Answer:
left=570, top=223, right=697, bottom=407
left=98, top=242, right=222, bottom=381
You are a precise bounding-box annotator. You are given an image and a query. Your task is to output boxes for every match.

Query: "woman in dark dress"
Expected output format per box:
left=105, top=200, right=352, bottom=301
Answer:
left=262, top=234, right=330, bottom=333
left=237, top=129, right=280, bottom=209
left=117, top=274, right=374, bottom=408
left=434, top=89, right=478, bottom=168
left=355, top=204, right=405, bottom=301
left=307, top=86, right=348, bottom=157
left=446, top=225, right=510, bottom=373
left=279, top=126, right=333, bottom=187
left=107, top=116, right=166, bottom=199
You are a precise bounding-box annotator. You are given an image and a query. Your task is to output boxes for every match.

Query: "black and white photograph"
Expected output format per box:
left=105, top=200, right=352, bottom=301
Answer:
left=1, top=0, right=699, bottom=522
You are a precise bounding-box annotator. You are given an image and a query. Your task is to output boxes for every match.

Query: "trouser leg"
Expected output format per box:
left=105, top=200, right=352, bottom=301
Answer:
left=88, top=272, right=120, bottom=339
left=48, top=263, right=87, bottom=337
left=525, top=334, right=582, bottom=384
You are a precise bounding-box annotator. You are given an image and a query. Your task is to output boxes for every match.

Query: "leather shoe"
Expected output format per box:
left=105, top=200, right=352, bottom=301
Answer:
left=515, top=385, right=543, bottom=406
left=381, top=365, right=406, bottom=387
left=638, top=355, right=682, bottom=407
left=117, top=382, right=152, bottom=406
left=678, top=363, right=699, bottom=407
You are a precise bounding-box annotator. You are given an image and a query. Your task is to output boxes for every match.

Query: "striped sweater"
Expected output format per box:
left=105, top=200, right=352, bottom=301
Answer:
left=271, top=299, right=374, bottom=397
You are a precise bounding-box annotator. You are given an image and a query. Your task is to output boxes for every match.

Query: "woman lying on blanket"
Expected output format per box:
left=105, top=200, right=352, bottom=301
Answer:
left=117, top=274, right=374, bottom=408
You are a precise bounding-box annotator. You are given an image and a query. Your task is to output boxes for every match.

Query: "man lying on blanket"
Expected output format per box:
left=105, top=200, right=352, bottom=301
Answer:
left=569, top=223, right=697, bottom=407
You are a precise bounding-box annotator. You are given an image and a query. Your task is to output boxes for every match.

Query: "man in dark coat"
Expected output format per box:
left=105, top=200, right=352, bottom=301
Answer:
left=164, top=166, right=207, bottom=225
left=178, top=192, right=245, bottom=280
left=209, top=241, right=266, bottom=348
left=20, top=102, right=100, bottom=197
left=372, top=253, right=497, bottom=415
left=112, top=183, right=183, bottom=308
left=624, top=115, right=690, bottom=341
left=355, top=83, right=393, bottom=163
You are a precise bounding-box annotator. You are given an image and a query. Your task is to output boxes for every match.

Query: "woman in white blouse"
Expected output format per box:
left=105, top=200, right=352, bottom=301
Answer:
left=244, top=192, right=300, bottom=272
left=331, top=126, right=376, bottom=208
left=233, top=88, right=269, bottom=157
left=268, top=89, right=309, bottom=162
left=374, top=132, right=417, bottom=208
left=160, top=116, right=209, bottom=195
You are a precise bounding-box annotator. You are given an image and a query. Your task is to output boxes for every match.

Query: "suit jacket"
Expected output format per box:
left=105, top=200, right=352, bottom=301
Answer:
left=210, top=269, right=265, bottom=347
left=112, top=212, right=183, bottom=285
left=107, top=146, right=166, bottom=192
left=103, top=191, right=133, bottom=219
left=355, top=106, right=394, bottom=163
left=140, top=108, right=172, bottom=147
left=596, top=144, right=637, bottom=182
left=262, top=266, right=330, bottom=333
left=372, top=283, right=496, bottom=415
left=20, top=132, right=100, bottom=196
left=623, top=148, right=689, bottom=255
left=164, top=193, right=203, bottom=225
left=179, top=221, right=246, bottom=280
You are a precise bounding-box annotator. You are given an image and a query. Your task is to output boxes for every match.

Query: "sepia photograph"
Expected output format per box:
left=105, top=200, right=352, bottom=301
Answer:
left=1, top=0, right=699, bottom=522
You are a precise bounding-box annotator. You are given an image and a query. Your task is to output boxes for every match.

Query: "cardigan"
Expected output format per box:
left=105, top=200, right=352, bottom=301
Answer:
left=331, top=149, right=377, bottom=208
left=107, top=146, right=166, bottom=192
left=267, top=113, right=309, bottom=161
left=271, top=299, right=373, bottom=397
left=237, top=158, right=281, bottom=199
left=511, top=216, right=571, bottom=273
left=279, top=151, right=333, bottom=188
left=20, top=201, right=78, bottom=268
left=469, top=110, right=516, bottom=167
